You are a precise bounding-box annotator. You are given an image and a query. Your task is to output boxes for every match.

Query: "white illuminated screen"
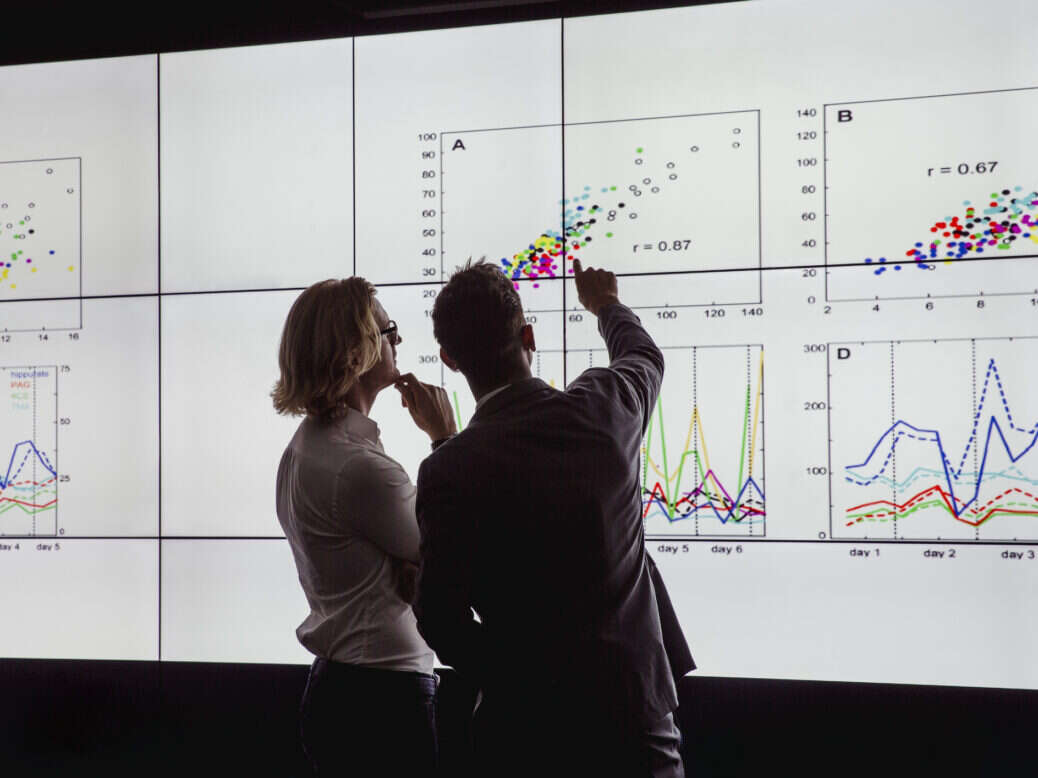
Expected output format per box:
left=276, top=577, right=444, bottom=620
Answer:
left=0, top=0, right=1036, bottom=689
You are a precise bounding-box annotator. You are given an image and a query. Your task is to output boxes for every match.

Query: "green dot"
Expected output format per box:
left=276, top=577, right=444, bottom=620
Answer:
left=606, top=232, right=613, bottom=238
left=636, top=147, right=643, bottom=153
left=19, top=221, right=24, bottom=225
left=610, top=186, right=617, bottom=191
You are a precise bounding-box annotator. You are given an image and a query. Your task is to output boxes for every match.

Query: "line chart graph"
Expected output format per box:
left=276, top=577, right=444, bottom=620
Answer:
left=829, top=338, right=1038, bottom=540
left=572, top=344, right=764, bottom=537
left=0, top=365, right=58, bottom=536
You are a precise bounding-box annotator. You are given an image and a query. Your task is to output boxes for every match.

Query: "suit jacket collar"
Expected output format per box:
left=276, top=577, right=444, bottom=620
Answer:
left=469, top=377, right=553, bottom=425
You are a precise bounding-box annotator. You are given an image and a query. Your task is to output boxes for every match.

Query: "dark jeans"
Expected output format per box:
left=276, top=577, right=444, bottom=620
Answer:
left=473, top=696, right=685, bottom=778
left=300, top=658, right=437, bottom=777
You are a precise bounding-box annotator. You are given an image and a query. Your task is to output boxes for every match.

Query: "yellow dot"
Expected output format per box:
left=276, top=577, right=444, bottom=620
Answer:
left=9, top=284, right=15, bottom=289
left=31, top=267, right=37, bottom=273
left=67, top=265, right=75, bottom=271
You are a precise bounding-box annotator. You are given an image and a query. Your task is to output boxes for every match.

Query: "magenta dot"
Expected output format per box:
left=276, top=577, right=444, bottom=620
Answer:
left=25, top=259, right=31, bottom=263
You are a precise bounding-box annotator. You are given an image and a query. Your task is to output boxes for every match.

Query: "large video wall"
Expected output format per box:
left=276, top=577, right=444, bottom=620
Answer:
left=1, top=0, right=1036, bottom=689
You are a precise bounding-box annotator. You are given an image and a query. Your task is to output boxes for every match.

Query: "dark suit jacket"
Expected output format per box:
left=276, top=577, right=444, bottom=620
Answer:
left=414, top=303, right=693, bottom=728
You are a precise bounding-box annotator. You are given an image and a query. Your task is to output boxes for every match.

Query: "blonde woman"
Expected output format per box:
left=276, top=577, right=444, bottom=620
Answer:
left=273, top=278, right=455, bottom=777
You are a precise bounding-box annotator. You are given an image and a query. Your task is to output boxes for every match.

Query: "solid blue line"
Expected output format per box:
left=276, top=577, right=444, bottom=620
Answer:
left=1, top=440, right=58, bottom=488
left=847, top=417, right=1038, bottom=519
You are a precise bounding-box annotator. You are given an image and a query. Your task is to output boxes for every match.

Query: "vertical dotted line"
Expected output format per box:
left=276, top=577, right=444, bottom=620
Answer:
left=972, top=339, right=979, bottom=541
left=640, top=346, right=650, bottom=529
left=32, top=365, right=37, bottom=537
left=693, top=347, right=699, bottom=537
left=745, top=346, right=752, bottom=536
left=890, top=341, right=897, bottom=540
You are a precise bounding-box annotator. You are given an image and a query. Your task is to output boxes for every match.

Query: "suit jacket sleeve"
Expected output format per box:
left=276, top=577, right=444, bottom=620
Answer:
left=571, top=304, right=695, bottom=681
left=413, top=454, right=485, bottom=681
left=569, top=302, right=665, bottom=433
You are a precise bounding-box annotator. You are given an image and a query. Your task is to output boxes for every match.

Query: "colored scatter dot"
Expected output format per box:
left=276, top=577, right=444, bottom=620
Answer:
left=606, top=232, right=613, bottom=238
left=18, top=221, right=23, bottom=225
left=67, top=266, right=74, bottom=271
left=865, top=258, right=872, bottom=263
left=49, top=250, right=55, bottom=255
left=25, top=259, right=31, bottom=263
left=636, top=147, right=643, bottom=154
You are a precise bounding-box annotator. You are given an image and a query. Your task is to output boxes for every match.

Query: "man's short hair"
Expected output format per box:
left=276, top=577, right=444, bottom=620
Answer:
left=432, top=259, right=526, bottom=387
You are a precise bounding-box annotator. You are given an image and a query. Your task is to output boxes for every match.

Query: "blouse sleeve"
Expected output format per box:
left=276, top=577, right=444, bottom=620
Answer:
left=334, top=451, right=421, bottom=563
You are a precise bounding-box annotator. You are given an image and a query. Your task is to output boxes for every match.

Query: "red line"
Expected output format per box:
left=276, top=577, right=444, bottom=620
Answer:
left=846, top=485, right=1038, bottom=527
left=0, top=497, right=57, bottom=509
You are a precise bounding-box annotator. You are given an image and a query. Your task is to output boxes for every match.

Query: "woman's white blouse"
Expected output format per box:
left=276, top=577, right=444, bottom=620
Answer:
left=276, top=409, right=434, bottom=673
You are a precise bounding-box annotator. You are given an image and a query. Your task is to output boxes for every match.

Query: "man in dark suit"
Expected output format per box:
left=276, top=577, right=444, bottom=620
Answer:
left=395, top=258, right=693, bottom=777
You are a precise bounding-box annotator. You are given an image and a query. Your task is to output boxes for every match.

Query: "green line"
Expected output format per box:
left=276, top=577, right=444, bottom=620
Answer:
left=644, top=385, right=757, bottom=522
left=736, top=381, right=751, bottom=497
left=657, top=398, right=671, bottom=510
left=452, top=391, right=464, bottom=431
left=847, top=497, right=1038, bottom=525
left=0, top=501, right=57, bottom=516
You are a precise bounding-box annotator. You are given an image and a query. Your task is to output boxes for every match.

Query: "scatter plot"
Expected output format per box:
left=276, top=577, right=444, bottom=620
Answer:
left=0, top=158, right=81, bottom=331
left=440, top=111, right=760, bottom=309
left=824, top=89, right=1038, bottom=301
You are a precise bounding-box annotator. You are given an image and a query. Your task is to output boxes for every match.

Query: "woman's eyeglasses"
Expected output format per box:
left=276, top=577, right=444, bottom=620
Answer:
left=379, top=320, right=399, bottom=343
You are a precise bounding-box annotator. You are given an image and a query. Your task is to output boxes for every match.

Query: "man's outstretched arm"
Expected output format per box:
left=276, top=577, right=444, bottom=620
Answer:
left=570, top=258, right=665, bottom=431
left=413, top=456, right=485, bottom=680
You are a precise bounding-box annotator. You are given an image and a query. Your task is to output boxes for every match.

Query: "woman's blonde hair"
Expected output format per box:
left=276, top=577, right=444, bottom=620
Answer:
left=272, top=277, right=382, bottom=421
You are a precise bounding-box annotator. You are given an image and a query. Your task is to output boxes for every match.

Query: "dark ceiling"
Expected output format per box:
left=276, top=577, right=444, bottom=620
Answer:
left=2, top=0, right=742, bottom=66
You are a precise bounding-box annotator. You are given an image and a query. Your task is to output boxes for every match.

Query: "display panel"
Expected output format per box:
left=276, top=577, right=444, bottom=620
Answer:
left=0, top=55, right=158, bottom=301
left=159, top=39, right=354, bottom=293
left=1, top=0, right=1036, bottom=688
